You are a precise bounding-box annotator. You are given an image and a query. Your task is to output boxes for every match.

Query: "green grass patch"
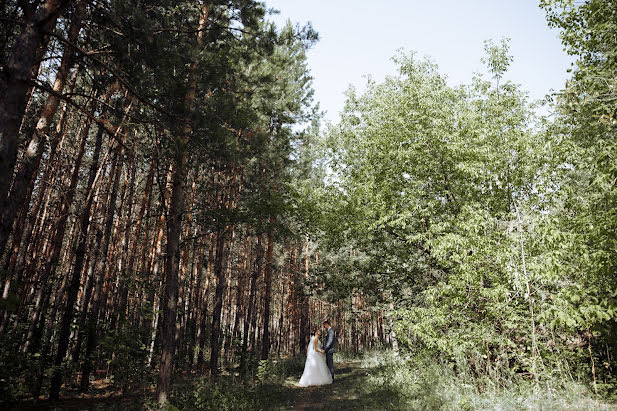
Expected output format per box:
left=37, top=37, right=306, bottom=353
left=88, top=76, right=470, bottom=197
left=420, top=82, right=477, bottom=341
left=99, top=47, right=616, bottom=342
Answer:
left=355, top=351, right=616, bottom=410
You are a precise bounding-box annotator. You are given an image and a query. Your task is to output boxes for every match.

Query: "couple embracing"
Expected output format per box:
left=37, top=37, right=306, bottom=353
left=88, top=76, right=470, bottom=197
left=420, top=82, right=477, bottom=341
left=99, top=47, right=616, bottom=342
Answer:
left=298, top=320, right=335, bottom=387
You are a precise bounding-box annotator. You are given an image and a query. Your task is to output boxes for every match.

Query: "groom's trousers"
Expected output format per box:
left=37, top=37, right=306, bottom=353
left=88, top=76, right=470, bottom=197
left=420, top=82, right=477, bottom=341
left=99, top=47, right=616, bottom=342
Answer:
left=325, top=352, right=334, bottom=378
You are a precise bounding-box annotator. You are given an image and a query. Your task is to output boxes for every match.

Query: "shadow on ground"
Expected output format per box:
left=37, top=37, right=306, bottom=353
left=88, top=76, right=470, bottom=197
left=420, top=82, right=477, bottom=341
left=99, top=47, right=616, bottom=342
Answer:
left=8, top=361, right=405, bottom=410
left=282, top=361, right=406, bottom=410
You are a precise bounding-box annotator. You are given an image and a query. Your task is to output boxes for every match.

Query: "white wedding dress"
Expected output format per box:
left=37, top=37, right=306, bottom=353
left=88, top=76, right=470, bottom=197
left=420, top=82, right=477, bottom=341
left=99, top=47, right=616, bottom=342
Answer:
left=298, top=336, right=333, bottom=387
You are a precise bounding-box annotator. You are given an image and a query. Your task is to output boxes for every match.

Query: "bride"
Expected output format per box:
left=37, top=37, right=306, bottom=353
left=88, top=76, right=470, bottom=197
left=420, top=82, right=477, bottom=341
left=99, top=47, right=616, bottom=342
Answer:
left=298, top=329, right=333, bottom=387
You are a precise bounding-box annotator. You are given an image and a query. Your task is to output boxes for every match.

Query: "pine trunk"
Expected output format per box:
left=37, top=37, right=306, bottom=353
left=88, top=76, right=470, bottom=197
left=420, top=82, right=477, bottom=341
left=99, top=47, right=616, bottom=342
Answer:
left=49, top=119, right=104, bottom=399
left=260, top=223, right=275, bottom=360
left=209, top=228, right=227, bottom=376
left=80, top=126, right=126, bottom=392
left=0, top=0, right=85, bottom=255
left=156, top=3, right=208, bottom=402
left=0, top=0, right=71, bottom=225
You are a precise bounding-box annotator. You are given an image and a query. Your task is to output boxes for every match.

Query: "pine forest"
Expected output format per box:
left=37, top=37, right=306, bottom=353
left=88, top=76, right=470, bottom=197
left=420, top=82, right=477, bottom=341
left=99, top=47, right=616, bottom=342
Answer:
left=0, top=0, right=616, bottom=409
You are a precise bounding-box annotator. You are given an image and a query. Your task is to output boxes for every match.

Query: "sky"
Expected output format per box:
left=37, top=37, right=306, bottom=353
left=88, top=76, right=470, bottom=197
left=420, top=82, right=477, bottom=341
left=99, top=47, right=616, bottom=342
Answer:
left=265, top=0, right=573, bottom=123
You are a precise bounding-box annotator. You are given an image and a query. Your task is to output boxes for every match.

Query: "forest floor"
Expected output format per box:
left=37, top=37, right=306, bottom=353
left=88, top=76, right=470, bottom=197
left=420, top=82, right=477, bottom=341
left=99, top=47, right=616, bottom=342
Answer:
left=9, top=354, right=615, bottom=410
left=11, top=375, right=154, bottom=410
left=282, top=360, right=373, bottom=410
left=10, top=360, right=390, bottom=410
left=280, top=354, right=617, bottom=411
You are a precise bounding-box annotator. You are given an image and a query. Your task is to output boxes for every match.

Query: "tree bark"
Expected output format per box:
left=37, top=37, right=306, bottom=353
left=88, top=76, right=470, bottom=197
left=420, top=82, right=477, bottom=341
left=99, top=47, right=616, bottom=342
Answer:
left=300, top=236, right=310, bottom=354
left=260, top=221, right=275, bottom=360
left=80, top=122, right=127, bottom=392
left=22, top=106, right=93, bottom=354
left=196, top=232, right=214, bottom=367
left=0, top=0, right=85, bottom=255
left=241, top=235, right=263, bottom=374
left=156, top=159, right=186, bottom=401
left=156, top=2, right=208, bottom=403
left=49, top=120, right=104, bottom=399
left=0, top=0, right=71, bottom=220
left=208, top=228, right=228, bottom=376
left=146, top=214, right=165, bottom=368
left=117, top=149, right=156, bottom=327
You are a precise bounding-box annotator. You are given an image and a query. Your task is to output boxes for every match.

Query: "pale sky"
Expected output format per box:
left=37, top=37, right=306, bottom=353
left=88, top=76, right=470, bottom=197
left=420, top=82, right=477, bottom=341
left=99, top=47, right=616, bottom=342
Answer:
left=265, top=0, right=573, bottom=123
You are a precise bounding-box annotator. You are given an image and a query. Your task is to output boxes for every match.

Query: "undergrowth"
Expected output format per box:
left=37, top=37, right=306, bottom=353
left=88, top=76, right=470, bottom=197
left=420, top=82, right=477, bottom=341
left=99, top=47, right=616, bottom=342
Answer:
left=357, top=350, right=616, bottom=410
left=155, top=355, right=305, bottom=410
left=159, top=350, right=616, bottom=410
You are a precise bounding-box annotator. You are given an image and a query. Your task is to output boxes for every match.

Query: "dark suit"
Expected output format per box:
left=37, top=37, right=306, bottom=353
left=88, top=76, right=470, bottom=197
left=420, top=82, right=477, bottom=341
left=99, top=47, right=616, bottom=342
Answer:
left=322, top=326, right=335, bottom=378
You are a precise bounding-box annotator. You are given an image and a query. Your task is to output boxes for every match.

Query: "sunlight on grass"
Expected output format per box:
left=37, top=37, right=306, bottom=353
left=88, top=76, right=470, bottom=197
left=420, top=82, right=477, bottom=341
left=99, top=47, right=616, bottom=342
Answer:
left=356, top=351, right=616, bottom=410
left=138, top=351, right=617, bottom=410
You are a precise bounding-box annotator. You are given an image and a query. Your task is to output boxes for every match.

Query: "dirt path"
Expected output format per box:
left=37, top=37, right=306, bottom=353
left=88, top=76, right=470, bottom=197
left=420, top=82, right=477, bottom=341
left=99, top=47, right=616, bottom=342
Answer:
left=281, top=360, right=369, bottom=410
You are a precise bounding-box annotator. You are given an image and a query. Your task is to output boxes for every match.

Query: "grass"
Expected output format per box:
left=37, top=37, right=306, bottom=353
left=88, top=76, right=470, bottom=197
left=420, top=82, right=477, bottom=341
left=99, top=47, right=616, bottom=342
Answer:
left=170, top=350, right=616, bottom=410
left=7, top=351, right=615, bottom=410
left=352, top=351, right=616, bottom=410
left=162, top=356, right=305, bottom=410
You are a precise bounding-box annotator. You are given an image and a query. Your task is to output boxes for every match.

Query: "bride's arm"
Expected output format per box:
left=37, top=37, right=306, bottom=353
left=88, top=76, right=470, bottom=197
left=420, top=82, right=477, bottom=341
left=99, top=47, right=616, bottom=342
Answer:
left=314, top=337, right=324, bottom=354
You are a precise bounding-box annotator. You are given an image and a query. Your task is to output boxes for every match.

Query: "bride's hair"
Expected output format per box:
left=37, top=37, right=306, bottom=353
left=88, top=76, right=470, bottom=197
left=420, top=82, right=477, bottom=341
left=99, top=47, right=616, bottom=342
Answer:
left=314, top=329, right=321, bottom=336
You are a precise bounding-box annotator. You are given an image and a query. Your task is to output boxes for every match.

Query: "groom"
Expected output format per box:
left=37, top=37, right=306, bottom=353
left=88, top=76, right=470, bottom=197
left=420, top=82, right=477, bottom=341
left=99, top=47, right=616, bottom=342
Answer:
left=322, top=320, right=336, bottom=379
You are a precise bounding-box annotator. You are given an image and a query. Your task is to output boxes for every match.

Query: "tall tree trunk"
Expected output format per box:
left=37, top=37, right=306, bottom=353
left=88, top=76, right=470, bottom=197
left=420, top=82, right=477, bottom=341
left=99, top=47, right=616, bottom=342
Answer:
left=241, top=235, right=262, bottom=374
left=229, top=237, right=249, bottom=363
left=0, top=91, right=72, bottom=334
left=189, top=231, right=206, bottom=368
left=300, top=236, right=310, bottom=354
left=196, top=232, right=214, bottom=367
left=277, top=259, right=288, bottom=357
left=49, top=121, right=104, bottom=399
left=209, top=228, right=228, bottom=377
left=156, top=159, right=186, bottom=401
left=108, top=150, right=136, bottom=332
left=0, top=0, right=85, bottom=255
left=80, top=126, right=127, bottom=392
left=174, top=169, right=197, bottom=357
left=222, top=226, right=236, bottom=364
left=1, top=62, right=75, bottom=277
left=0, top=0, right=71, bottom=226
left=209, top=166, right=238, bottom=375
left=71, top=190, right=107, bottom=365
left=156, top=3, right=208, bottom=403
left=260, top=222, right=275, bottom=360
left=33, top=273, right=64, bottom=400
left=116, top=149, right=156, bottom=327
left=146, top=214, right=165, bottom=368
left=22, top=107, right=93, bottom=354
